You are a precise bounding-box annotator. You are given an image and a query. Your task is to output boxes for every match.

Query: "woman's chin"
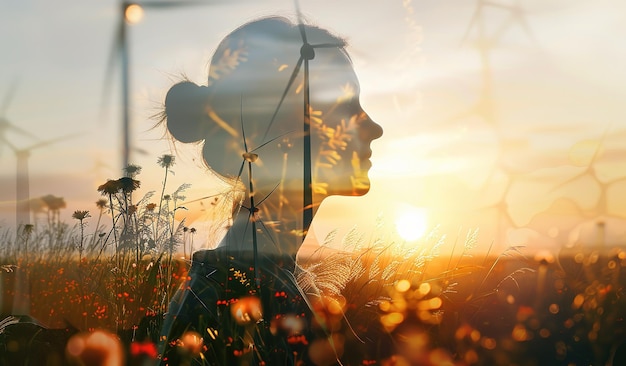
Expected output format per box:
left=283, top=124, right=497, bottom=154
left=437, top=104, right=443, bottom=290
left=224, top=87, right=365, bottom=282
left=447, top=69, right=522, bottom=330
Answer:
left=352, top=182, right=370, bottom=196
left=323, top=180, right=371, bottom=197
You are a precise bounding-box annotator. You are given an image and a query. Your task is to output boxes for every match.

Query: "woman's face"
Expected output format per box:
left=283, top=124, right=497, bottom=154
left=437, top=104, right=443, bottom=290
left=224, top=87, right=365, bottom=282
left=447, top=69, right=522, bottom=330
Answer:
left=305, top=49, right=383, bottom=197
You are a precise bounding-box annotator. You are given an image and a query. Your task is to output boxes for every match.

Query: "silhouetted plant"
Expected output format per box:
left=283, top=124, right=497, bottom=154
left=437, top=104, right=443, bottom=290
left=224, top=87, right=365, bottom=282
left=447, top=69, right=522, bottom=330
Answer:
left=89, top=199, right=108, bottom=255
left=71, top=210, right=90, bottom=265
left=155, top=154, right=175, bottom=244
left=124, top=163, right=142, bottom=178
left=97, top=179, right=122, bottom=265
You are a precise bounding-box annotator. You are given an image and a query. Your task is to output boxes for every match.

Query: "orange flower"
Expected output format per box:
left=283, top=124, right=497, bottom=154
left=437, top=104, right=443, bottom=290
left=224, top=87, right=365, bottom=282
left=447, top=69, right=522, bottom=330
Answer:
left=177, top=331, right=204, bottom=356
left=230, top=296, right=263, bottom=325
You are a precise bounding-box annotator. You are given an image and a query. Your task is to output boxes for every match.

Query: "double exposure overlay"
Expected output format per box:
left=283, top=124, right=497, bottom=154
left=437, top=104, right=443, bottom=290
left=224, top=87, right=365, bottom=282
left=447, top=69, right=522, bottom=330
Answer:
left=1, top=1, right=626, bottom=365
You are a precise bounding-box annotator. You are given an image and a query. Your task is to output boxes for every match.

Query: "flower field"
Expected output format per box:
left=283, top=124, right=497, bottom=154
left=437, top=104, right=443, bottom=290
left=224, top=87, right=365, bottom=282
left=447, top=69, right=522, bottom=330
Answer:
left=1, top=159, right=625, bottom=365
left=2, top=226, right=626, bottom=365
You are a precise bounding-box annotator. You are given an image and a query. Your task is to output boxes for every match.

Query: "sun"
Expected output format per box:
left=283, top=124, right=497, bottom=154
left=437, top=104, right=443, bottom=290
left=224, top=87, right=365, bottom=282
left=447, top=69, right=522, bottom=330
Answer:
left=124, top=4, right=144, bottom=24
left=395, top=204, right=428, bottom=242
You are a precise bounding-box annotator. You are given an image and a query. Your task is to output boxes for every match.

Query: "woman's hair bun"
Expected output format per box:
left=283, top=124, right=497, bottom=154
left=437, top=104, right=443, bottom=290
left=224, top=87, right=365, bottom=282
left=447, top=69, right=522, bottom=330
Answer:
left=164, top=81, right=211, bottom=143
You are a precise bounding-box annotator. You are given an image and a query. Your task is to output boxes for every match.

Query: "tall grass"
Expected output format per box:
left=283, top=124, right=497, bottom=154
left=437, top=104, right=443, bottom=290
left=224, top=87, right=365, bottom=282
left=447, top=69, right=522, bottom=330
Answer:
left=0, top=156, right=195, bottom=335
left=2, top=158, right=626, bottom=365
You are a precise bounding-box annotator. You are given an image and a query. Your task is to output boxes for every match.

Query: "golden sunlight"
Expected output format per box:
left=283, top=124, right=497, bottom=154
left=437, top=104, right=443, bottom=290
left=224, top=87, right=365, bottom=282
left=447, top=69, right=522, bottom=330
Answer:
left=568, top=139, right=602, bottom=167
left=124, top=4, right=144, bottom=24
left=395, top=204, right=428, bottom=242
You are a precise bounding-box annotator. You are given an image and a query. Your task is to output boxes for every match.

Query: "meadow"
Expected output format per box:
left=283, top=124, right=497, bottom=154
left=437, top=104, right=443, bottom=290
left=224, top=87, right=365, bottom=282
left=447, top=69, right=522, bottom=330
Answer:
left=1, top=159, right=626, bottom=365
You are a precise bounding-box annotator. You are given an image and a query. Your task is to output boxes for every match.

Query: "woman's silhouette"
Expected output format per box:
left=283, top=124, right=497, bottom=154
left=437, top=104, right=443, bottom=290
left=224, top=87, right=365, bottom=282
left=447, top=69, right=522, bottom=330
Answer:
left=158, top=17, right=382, bottom=365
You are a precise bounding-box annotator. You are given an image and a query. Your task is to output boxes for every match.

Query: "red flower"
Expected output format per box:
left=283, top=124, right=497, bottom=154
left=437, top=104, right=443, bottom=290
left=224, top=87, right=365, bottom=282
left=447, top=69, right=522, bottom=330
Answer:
left=130, top=341, right=158, bottom=359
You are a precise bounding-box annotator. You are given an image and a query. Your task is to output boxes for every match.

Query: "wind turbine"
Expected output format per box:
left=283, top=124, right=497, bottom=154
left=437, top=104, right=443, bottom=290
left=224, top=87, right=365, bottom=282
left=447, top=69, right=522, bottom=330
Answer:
left=103, top=0, right=219, bottom=170
left=0, top=84, right=50, bottom=228
left=0, top=82, right=38, bottom=157
left=263, top=0, right=344, bottom=236
left=7, top=134, right=80, bottom=228
left=453, top=0, right=538, bottom=244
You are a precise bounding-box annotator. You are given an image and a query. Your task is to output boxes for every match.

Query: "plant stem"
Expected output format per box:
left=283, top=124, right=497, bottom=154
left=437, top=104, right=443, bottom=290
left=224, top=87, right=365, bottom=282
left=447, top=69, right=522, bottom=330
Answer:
left=155, top=167, right=170, bottom=246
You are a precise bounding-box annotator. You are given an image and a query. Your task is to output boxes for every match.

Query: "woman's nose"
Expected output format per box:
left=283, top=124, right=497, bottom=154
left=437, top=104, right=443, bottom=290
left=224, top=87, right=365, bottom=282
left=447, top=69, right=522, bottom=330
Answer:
left=361, top=111, right=383, bottom=140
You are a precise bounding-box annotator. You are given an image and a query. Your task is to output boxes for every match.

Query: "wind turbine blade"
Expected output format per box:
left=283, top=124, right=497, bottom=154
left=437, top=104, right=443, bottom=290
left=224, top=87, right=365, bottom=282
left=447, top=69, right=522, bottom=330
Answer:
left=250, top=130, right=294, bottom=153
left=181, top=191, right=225, bottom=205
left=515, top=11, right=538, bottom=45
left=99, top=20, right=123, bottom=124
left=460, top=2, right=482, bottom=46
left=236, top=160, right=245, bottom=180
left=4, top=122, right=40, bottom=141
left=240, top=97, right=248, bottom=153
left=3, top=137, right=17, bottom=152
left=257, top=218, right=280, bottom=253
left=489, top=15, right=513, bottom=46
left=240, top=209, right=252, bottom=243
left=263, top=56, right=303, bottom=140
left=294, top=0, right=308, bottom=45
left=311, top=43, right=344, bottom=49
left=298, top=23, right=308, bottom=46
left=0, top=78, right=19, bottom=115
left=23, top=132, right=82, bottom=152
left=256, top=182, right=280, bottom=207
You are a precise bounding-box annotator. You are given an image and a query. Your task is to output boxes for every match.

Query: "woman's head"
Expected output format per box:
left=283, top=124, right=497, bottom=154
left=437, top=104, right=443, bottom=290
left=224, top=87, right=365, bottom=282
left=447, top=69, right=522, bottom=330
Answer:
left=165, top=17, right=382, bottom=210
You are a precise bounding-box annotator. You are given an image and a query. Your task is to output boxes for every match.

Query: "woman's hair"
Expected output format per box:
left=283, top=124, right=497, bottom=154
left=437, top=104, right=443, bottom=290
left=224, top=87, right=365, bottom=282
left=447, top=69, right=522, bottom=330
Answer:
left=163, top=17, right=348, bottom=179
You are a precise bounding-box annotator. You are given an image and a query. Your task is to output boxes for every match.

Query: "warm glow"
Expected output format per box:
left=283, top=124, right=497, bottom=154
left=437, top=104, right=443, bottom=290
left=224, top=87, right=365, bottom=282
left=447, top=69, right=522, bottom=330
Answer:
left=395, top=204, right=428, bottom=242
left=124, top=4, right=144, bottom=24
left=569, top=139, right=602, bottom=167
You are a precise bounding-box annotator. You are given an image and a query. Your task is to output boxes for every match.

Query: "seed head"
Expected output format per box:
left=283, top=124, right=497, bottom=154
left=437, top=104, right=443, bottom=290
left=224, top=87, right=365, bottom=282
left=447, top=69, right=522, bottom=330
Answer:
left=157, top=154, right=175, bottom=169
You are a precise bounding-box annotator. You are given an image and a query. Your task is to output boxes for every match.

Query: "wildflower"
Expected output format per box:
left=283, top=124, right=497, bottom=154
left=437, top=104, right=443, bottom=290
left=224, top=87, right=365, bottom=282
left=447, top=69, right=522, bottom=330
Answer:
left=130, top=341, right=158, bottom=359
left=146, top=203, right=157, bottom=211
left=157, top=154, right=175, bottom=169
left=97, top=179, right=121, bottom=196
left=22, top=224, right=34, bottom=235
left=40, top=194, right=66, bottom=211
left=177, top=331, right=203, bottom=356
left=230, top=296, right=263, bottom=325
left=95, top=199, right=108, bottom=210
left=124, top=164, right=142, bottom=178
left=72, top=210, right=91, bottom=221
left=117, top=176, right=141, bottom=194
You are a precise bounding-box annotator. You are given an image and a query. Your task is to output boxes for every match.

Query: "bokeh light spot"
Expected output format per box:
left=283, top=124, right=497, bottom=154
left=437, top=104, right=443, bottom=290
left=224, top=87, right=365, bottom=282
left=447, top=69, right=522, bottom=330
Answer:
left=125, top=4, right=144, bottom=24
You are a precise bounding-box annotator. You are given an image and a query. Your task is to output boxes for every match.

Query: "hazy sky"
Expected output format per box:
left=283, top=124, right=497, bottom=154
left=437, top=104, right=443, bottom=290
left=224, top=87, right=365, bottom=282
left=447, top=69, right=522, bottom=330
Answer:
left=1, top=0, right=625, bottom=255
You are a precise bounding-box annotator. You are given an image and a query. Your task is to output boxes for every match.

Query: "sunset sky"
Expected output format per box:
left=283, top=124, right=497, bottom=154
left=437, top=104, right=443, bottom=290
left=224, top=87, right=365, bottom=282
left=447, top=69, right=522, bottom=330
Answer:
left=1, top=0, right=625, bottom=256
